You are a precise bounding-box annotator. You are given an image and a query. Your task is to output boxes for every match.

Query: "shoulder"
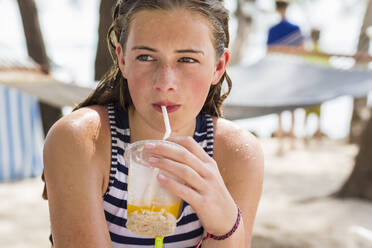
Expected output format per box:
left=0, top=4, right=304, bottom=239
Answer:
left=268, top=23, right=280, bottom=33
left=212, top=117, right=263, bottom=164
left=285, top=20, right=301, bottom=31
left=45, top=105, right=109, bottom=146
left=291, top=24, right=301, bottom=32
left=43, top=105, right=111, bottom=192
left=212, top=117, right=264, bottom=185
left=43, top=105, right=113, bottom=246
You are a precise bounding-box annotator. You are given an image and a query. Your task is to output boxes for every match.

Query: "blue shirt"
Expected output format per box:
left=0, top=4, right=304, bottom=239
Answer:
left=267, top=20, right=303, bottom=46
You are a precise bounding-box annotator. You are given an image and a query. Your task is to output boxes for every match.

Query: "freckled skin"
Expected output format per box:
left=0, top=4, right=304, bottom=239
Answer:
left=116, top=9, right=220, bottom=141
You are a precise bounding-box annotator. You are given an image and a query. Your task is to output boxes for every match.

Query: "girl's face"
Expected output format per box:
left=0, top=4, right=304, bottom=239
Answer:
left=116, top=9, right=229, bottom=134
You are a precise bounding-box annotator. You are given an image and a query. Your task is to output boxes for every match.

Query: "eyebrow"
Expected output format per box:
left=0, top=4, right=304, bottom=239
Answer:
left=132, top=46, right=157, bottom=52
left=175, top=49, right=204, bottom=55
left=132, top=46, right=204, bottom=55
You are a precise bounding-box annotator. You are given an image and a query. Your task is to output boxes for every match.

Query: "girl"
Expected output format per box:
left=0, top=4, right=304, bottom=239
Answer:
left=43, top=0, right=264, bottom=247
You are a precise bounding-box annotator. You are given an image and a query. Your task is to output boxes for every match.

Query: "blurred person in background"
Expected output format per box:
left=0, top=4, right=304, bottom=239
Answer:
left=267, top=0, right=304, bottom=155
left=303, top=29, right=328, bottom=145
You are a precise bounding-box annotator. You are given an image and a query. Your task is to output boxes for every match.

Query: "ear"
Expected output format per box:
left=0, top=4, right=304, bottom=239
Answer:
left=116, top=43, right=127, bottom=78
left=212, top=48, right=230, bottom=85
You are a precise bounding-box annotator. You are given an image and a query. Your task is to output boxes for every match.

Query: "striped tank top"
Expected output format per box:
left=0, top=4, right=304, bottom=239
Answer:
left=104, top=103, right=215, bottom=247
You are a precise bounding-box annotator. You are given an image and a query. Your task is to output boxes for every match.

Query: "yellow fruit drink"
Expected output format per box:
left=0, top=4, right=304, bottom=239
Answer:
left=127, top=202, right=181, bottom=218
left=126, top=201, right=181, bottom=237
left=124, top=140, right=184, bottom=238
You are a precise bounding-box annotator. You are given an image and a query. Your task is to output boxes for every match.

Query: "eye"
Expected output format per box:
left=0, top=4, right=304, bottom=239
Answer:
left=179, top=57, right=198, bottom=63
left=136, top=55, right=155, bottom=62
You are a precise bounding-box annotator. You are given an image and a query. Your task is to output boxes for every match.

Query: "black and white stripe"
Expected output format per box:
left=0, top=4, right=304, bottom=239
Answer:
left=103, top=104, right=215, bottom=247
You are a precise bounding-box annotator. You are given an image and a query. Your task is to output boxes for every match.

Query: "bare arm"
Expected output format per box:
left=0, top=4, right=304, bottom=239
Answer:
left=144, top=119, right=264, bottom=248
left=209, top=119, right=264, bottom=247
left=43, top=108, right=112, bottom=248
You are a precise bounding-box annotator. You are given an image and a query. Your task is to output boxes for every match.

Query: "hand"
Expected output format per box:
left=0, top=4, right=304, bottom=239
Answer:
left=144, top=136, right=237, bottom=235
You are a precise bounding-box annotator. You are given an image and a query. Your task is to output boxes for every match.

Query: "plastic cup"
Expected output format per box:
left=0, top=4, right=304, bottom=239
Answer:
left=124, top=140, right=183, bottom=237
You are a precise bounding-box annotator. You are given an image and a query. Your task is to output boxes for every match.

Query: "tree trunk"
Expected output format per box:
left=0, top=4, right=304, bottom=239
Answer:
left=349, top=0, right=372, bottom=144
left=337, top=0, right=372, bottom=200
left=349, top=97, right=370, bottom=144
left=17, top=0, right=62, bottom=136
left=94, top=0, right=115, bottom=81
left=17, top=0, right=49, bottom=71
left=337, top=112, right=372, bottom=200
left=229, top=0, right=254, bottom=66
left=357, top=0, right=372, bottom=54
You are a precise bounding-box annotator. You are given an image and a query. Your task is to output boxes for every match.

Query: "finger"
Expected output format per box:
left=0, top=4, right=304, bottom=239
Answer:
left=144, top=141, right=209, bottom=178
left=167, top=136, right=212, bottom=163
left=148, top=156, right=207, bottom=193
left=157, top=172, right=201, bottom=209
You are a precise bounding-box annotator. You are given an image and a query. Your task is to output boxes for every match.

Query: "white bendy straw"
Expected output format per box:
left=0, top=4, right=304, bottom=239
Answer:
left=161, top=106, right=171, bottom=140
left=144, top=106, right=172, bottom=207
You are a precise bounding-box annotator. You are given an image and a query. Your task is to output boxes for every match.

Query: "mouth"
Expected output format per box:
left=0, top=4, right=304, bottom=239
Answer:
left=152, top=102, right=181, bottom=113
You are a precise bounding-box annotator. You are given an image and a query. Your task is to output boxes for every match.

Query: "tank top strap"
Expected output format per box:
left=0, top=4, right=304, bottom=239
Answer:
left=106, top=103, right=130, bottom=193
left=194, top=112, right=214, bottom=158
left=108, top=103, right=130, bottom=130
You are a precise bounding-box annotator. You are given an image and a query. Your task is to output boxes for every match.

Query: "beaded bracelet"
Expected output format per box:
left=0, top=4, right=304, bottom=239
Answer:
left=196, top=205, right=241, bottom=248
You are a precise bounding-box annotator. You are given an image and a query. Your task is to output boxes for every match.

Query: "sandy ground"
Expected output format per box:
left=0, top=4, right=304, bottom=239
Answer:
left=0, top=176, right=50, bottom=248
left=253, top=138, right=372, bottom=248
left=1, top=138, right=372, bottom=248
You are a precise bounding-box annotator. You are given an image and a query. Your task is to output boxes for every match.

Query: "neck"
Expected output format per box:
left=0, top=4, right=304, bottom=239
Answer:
left=278, top=10, right=286, bottom=20
left=128, top=107, right=196, bottom=143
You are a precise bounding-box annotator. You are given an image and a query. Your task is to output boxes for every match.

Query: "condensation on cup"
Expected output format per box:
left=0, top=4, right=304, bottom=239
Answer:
left=124, top=140, right=183, bottom=237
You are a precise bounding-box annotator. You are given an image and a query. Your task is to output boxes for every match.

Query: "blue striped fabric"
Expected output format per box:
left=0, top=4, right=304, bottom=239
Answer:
left=0, top=85, right=44, bottom=181
left=104, top=103, right=215, bottom=248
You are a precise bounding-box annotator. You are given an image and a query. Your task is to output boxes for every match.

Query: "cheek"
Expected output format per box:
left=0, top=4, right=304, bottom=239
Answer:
left=188, top=73, right=213, bottom=105
left=126, top=71, right=151, bottom=107
left=180, top=62, right=215, bottom=103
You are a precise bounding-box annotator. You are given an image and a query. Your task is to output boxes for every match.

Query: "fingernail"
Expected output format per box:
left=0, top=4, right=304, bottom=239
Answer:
left=158, top=173, right=167, bottom=180
left=148, top=156, right=159, bottom=163
left=144, top=143, right=155, bottom=150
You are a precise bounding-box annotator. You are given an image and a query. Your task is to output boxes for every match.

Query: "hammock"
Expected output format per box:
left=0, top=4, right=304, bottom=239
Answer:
left=2, top=54, right=372, bottom=118
left=0, top=70, right=92, bottom=108
left=223, top=54, right=372, bottom=119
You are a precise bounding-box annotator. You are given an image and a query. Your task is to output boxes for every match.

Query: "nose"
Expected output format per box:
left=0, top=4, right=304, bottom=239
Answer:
left=153, top=64, right=177, bottom=92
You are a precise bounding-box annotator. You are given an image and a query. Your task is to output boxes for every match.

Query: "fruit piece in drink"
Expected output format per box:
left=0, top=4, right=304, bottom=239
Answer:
left=127, top=202, right=181, bottom=218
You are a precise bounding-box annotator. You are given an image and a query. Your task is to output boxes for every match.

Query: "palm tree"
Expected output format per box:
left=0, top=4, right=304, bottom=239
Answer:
left=16, top=0, right=62, bottom=136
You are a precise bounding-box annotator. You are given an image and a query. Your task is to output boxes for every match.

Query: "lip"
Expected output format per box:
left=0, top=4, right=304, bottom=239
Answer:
left=152, top=101, right=181, bottom=113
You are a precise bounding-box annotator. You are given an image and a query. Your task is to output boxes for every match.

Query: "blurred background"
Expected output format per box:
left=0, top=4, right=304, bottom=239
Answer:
left=1, top=0, right=372, bottom=247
